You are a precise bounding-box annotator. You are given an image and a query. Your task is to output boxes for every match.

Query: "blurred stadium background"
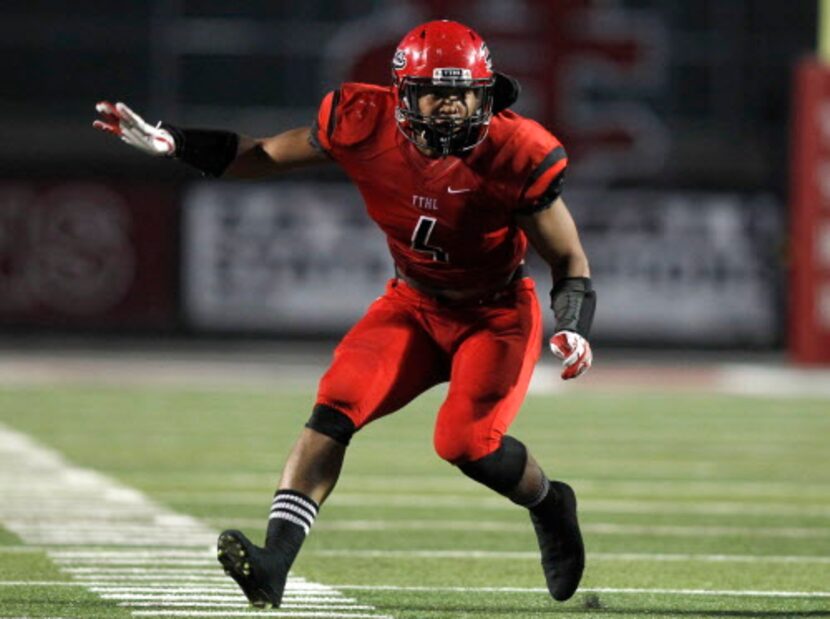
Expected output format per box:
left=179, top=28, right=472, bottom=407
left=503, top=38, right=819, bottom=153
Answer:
left=1, top=2, right=830, bottom=617
left=2, top=0, right=827, bottom=356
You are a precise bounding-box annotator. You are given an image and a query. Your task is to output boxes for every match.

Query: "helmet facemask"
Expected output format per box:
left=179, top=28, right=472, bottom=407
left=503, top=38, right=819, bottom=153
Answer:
left=396, top=71, right=495, bottom=157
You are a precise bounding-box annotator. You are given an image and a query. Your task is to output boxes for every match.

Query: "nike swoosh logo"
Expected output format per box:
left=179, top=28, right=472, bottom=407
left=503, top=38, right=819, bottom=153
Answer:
left=447, top=186, right=471, bottom=194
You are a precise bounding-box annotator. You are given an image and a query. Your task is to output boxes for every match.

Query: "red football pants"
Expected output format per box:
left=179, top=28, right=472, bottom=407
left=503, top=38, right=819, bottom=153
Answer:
left=316, top=277, right=542, bottom=463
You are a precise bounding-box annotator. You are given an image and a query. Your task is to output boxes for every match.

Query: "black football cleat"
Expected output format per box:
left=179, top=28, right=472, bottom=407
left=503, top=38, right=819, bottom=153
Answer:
left=530, top=481, right=585, bottom=602
left=217, top=529, right=288, bottom=609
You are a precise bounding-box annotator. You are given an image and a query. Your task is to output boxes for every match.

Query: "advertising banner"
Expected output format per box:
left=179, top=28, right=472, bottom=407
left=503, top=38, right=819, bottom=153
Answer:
left=0, top=182, right=178, bottom=330
left=183, top=182, right=390, bottom=332
left=182, top=182, right=782, bottom=346
left=571, top=190, right=782, bottom=346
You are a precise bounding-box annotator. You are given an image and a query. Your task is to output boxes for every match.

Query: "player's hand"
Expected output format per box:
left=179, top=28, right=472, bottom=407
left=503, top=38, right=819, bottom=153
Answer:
left=549, top=331, right=592, bottom=380
left=93, top=101, right=175, bottom=156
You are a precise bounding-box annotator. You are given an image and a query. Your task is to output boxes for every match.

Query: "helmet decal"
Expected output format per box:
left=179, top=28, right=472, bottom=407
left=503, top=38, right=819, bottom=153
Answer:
left=392, top=49, right=407, bottom=70
left=432, top=68, right=472, bottom=85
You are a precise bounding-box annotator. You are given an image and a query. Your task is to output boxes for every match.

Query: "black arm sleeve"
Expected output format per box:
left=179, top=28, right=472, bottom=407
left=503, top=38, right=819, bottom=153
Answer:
left=161, top=124, right=240, bottom=178
left=550, top=277, right=597, bottom=338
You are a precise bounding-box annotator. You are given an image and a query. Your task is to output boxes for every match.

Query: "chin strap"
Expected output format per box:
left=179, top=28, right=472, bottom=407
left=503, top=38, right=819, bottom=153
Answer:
left=422, top=122, right=479, bottom=156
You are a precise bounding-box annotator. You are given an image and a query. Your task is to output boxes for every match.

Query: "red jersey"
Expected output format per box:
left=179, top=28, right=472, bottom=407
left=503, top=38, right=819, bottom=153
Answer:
left=312, top=83, right=567, bottom=290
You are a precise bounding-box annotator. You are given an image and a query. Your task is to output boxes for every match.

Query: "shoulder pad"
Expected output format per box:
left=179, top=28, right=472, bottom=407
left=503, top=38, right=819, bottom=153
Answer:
left=477, top=113, right=568, bottom=211
left=330, top=83, right=394, bottom=148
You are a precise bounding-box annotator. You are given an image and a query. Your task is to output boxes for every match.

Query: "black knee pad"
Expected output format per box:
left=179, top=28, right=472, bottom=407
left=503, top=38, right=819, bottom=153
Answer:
left=457, top=435, right=528, bottom=495
left=305, top=404, right=356, bottom=446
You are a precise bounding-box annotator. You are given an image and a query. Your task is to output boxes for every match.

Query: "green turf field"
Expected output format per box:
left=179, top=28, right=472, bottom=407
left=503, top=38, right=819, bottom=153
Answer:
left=0, top=385, right=828, bottom=618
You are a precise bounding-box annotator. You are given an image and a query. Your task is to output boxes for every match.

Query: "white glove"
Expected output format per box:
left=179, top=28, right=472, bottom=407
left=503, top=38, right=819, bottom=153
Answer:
left=549, top=331, right=593, bottom=380
left=93, top=101, right=175, bottom=156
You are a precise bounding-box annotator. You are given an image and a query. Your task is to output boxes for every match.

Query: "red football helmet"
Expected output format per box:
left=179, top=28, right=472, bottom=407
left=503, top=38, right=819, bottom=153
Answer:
left=392, top=20, right=495, bottom=156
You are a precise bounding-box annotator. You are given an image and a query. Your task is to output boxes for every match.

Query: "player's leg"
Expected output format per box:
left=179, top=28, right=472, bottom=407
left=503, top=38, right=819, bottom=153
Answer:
left=219, top=283, right=446, bottom=608
left=506, top=449, right=584, bottom=603
left=218, top=427, right=348, bottom=603
left=432, top=282, right=584, bottom=602
left=276, top=427, right=346, bottom=504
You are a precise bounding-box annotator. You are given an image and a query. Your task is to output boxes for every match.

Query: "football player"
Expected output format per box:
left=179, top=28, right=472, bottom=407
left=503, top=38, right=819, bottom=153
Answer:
left=94, top=19, right=595, bottom=608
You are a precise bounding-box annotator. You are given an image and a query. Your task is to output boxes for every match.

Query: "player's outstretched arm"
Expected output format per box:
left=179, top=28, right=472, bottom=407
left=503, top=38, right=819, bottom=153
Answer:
left=93, top=101, right=328, bottom=178
left=227, top=129, right=329, bottom=178
left=517, top=198, right=596, bottom=380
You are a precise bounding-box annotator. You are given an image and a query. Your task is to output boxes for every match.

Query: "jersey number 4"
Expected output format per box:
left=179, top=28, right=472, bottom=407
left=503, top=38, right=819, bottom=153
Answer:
left=411, top=216, right=449, bottom=263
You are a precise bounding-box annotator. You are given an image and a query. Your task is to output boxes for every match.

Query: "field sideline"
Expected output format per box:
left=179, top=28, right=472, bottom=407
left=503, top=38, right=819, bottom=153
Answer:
left=0, top=343, right=828, bottom=618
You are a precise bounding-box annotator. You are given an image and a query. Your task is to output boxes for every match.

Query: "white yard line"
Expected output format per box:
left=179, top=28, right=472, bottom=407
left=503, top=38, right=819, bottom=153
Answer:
left=34, top=546, right=830, bottom=564
left=88, top=588, right=352, bottom=598
left=53, top=559, right=225, bottom=567
left=97, top=594, right=363, bottom=604
left=569, top=478, right=830, bottom=498
left=210, top=518, right=830, bottom=539
left=582, top=498, right=830, bottom=517
left=588, top=552, right=830, bottom=564
left=67, top=571, right=240, bottom=582
left=9, top=580, right=821, bottom=601
left=335, top=584, right=830, bottom=599
left=50, top=550, right=221, bottom=559
left=583, top=522, right=830, bottom=538
left=119, top=601, right=377, bottom=617
left=0, top=422, right=388, bottom=619
left=169, top=491, right=830, bottom=516
left=64, top=567, right=219, bottom=573
left=305, top=549, right=830, bottom=564
left=340, top=475, right=830, bottom=497
left=4, top=546, right=828, bottom=565
left=2, top=580, right=828, bottom=602
left=130, top=613, right=393, bottom=618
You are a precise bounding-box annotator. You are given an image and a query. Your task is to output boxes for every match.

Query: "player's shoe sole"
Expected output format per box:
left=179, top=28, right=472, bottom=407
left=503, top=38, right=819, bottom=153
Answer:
left=530, top=481, right=585, bottom=602
left=217, top=529, right=287, bottom=609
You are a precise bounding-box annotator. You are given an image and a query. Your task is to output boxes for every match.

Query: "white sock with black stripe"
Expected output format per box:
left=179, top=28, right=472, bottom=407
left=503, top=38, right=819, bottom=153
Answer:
left=269, top=490, right=318, bottom=534
left=265, top=490, right=319, bottom=562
